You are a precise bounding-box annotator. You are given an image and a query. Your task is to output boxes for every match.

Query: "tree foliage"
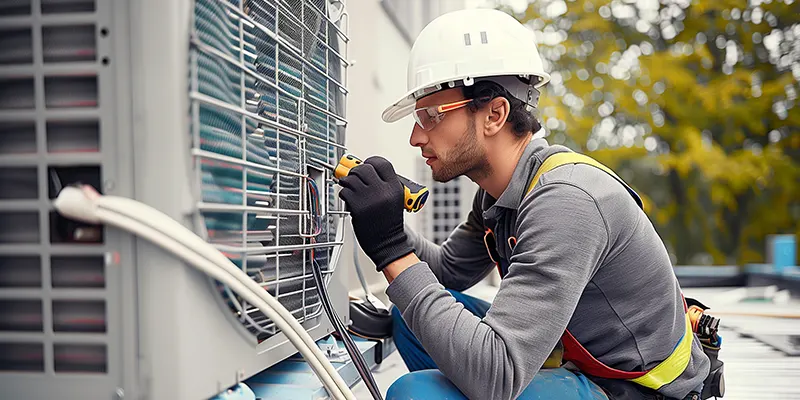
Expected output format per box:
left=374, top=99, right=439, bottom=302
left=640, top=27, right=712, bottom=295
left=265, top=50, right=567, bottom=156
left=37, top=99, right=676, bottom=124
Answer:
left=513, top=0, right=800, bottom=265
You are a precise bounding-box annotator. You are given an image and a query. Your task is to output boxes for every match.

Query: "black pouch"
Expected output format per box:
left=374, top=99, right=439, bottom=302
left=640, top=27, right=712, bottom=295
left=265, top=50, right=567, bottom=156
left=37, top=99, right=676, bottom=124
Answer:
left=685, top=298, right=725, bottom=399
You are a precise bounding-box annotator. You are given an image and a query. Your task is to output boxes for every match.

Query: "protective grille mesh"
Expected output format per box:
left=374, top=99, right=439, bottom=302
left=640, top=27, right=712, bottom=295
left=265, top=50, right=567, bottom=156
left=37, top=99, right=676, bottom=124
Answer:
left=191, top=0, right=348, bottom=341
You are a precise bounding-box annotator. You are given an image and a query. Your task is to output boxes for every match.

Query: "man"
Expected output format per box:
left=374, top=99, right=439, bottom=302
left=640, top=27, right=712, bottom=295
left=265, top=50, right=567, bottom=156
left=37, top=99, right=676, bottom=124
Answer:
left=337, top=8, right=711, bottom=400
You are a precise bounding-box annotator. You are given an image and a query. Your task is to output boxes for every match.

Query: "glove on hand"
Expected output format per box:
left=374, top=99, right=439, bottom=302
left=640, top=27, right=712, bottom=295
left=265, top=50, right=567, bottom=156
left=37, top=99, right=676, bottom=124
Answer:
left=338, top=156, right=414, bottom=271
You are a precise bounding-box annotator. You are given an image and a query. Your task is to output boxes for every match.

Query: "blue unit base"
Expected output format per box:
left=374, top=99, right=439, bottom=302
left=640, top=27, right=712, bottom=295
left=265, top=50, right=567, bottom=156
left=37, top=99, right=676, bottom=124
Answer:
left=210, top=383, right=257, bottom=400
left=234, top=335, right=395, bottom=399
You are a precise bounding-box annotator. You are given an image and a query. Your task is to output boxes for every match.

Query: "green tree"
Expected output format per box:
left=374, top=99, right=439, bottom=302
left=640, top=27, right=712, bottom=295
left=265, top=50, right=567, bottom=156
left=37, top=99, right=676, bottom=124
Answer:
left=510, top=0, right=800, bottom=265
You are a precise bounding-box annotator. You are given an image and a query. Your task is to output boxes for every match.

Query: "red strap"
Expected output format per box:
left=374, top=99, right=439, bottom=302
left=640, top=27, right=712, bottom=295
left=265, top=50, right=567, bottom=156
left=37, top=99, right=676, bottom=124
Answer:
left=561, top=329, right=648, bottom=380
left=561, top=293, right=690, bottom=380
left=484, top=228, right=504, bottom=277
left=491, top=221, right=691, bottom=380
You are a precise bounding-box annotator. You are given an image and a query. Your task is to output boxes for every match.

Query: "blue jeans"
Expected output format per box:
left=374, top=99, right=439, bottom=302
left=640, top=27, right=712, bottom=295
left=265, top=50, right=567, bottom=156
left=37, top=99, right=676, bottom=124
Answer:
left=387, top=290, right=609, bottom=400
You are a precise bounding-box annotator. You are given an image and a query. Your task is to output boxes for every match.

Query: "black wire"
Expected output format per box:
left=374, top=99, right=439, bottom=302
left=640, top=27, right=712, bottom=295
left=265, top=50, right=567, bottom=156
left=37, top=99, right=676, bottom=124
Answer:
left=310, top=253, right=383, bottom=400
left=306, top=179, right=383, bottom=399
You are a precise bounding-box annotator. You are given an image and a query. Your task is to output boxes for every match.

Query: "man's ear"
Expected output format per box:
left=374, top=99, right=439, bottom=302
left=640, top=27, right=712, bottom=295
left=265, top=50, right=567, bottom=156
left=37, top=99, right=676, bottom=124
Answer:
left=483, top=97, right=510, bottom=138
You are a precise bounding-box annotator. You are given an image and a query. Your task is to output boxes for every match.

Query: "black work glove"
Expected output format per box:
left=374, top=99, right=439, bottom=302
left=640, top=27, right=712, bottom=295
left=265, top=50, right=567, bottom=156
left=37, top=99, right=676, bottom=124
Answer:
left=338, top=156, right=414, bottom=271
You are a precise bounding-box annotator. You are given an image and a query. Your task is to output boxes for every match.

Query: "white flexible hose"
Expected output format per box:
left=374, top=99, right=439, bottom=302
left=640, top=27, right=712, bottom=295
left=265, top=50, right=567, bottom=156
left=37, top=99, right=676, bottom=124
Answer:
left=54, top=185, right=356, bottom=400
left=95, top=196, right=354, bottom=399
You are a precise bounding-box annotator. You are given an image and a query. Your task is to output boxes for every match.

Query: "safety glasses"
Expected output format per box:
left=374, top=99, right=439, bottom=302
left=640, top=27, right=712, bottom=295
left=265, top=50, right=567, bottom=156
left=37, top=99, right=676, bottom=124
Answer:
left=412, top=97, right=490, bottom=131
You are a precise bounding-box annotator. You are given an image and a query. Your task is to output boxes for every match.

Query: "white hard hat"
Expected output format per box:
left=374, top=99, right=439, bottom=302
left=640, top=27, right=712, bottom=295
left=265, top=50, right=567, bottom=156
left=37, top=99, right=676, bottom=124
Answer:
left=382, top=8, right=551, bottom=123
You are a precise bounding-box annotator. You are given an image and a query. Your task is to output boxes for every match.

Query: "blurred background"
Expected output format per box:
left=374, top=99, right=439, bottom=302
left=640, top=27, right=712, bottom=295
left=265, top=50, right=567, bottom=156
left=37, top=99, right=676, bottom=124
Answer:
left=343, top=0, right=800, bottom=297
left=343, top=1, right=799, bottom=398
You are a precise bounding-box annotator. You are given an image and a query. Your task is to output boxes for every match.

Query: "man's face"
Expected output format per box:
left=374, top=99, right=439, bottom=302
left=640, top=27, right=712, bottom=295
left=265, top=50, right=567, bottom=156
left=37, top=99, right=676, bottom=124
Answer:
left=409, top=88, right=489, bottom=182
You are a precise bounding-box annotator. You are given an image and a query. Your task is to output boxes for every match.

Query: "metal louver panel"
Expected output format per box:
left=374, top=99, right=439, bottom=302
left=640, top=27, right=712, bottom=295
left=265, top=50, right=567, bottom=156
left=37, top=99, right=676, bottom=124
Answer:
left=0, top=0, right=112, bottom=385
left=190, top=0, right=349, bottom=341
left=0, top=0, right=351, bottom=398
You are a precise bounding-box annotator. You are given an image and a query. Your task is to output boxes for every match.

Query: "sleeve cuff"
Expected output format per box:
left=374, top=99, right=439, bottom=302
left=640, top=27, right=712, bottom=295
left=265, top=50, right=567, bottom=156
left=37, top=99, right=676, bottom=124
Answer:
left=386, top=262, right=441, bottom=312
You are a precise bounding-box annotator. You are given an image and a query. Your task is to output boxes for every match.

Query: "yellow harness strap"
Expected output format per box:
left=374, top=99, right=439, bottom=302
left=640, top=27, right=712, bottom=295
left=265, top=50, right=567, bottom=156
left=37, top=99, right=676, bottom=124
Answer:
left=527, top=152, right=632, bottom=201
left=525, top=151, right=693, bottom=390
left=631, top=313, right=694, bottom=389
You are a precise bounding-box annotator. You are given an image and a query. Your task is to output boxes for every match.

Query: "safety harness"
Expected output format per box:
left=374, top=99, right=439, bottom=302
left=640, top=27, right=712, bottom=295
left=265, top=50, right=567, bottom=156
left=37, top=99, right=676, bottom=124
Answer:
left=483, top=151, right=725, bottom=397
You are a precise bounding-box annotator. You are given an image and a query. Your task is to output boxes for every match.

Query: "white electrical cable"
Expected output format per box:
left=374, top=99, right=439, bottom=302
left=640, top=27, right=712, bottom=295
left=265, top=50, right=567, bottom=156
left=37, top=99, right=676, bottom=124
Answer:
left=54, top=185, right=356, bottom=400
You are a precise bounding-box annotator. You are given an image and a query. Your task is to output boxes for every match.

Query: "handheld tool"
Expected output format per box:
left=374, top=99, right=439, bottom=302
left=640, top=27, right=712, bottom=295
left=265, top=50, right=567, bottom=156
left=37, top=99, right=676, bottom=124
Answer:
left=315, top=154, right=429, bottom=213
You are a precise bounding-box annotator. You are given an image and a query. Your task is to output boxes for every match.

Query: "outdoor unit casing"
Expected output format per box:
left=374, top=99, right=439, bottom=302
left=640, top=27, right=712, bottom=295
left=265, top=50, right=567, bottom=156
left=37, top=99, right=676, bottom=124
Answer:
left=0, top=0, right=351, bottom=399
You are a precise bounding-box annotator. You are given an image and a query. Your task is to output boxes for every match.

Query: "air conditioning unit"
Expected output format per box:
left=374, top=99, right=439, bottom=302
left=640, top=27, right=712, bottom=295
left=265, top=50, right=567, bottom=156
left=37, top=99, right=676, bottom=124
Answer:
left=0, top=0, right=350, bottom=399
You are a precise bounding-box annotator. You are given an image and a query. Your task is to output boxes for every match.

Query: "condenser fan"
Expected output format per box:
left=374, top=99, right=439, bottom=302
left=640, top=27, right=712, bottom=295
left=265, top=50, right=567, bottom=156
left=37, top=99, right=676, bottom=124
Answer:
left=190, top=0, right=348, bottom=341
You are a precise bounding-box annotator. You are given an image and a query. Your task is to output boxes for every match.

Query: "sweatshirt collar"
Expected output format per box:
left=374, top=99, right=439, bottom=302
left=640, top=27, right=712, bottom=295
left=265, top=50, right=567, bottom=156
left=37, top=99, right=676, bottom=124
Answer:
left=483, top=137, right=549, bottom=219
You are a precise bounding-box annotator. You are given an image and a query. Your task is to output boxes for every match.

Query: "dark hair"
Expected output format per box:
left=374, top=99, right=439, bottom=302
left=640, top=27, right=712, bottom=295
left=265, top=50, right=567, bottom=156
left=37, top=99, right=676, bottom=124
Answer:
left=461, top=81, right=541, bottom=137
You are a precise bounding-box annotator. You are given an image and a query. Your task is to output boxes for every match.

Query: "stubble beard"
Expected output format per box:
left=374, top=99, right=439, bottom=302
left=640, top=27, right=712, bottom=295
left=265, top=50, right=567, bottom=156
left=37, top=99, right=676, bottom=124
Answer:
left=431, top=119, right=492, bottom=183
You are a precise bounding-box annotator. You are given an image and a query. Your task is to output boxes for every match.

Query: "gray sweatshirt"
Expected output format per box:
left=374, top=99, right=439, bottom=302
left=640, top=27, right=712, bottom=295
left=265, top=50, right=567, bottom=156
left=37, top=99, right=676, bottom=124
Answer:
left=386, top=138, right=710, bottom=400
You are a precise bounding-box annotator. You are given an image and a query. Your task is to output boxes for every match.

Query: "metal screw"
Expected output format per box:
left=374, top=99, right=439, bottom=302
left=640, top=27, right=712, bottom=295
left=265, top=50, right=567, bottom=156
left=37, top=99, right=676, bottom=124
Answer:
left=114, top=388, right=125, bottom=399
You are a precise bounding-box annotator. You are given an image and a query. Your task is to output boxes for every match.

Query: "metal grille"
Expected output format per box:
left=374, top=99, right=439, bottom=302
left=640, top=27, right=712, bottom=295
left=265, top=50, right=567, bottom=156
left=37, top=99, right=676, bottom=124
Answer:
left=190, top=0, right=349, bottom=341
left=416, top=159, right=475, bottom=245
left=429, top=181, right=462, bottom=245
left=0, top=0, right=110, bottom=377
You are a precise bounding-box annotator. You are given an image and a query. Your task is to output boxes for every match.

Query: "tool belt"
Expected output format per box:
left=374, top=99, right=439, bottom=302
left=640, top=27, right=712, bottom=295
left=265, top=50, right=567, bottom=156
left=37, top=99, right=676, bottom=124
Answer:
left=686, top=298, right=725, bottom=400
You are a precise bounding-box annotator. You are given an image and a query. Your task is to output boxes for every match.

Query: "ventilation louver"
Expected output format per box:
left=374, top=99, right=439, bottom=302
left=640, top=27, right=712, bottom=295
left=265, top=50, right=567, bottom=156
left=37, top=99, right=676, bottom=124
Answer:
left=0, top=1, right=352, bottom=397
left=0, top=0, right=108, bottom=377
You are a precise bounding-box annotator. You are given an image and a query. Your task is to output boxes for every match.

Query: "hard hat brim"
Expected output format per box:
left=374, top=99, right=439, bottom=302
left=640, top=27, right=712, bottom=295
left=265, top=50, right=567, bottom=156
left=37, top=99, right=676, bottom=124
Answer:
left=381, top=92, right=416, bottom=123
left=381, top=72, right=551, bottom=124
